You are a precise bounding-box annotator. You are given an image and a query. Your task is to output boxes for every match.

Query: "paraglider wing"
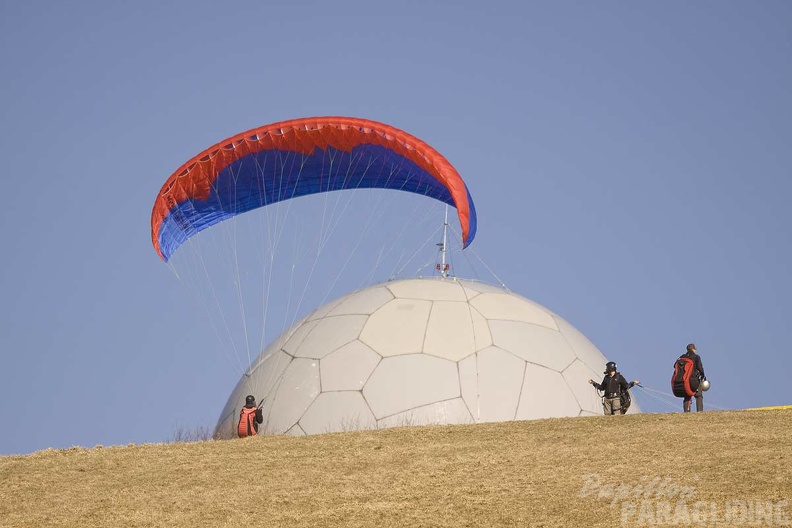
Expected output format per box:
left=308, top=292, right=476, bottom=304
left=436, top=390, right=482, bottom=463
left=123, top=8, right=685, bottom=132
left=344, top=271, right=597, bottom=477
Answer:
left=151, top=116, right=477, bottom=262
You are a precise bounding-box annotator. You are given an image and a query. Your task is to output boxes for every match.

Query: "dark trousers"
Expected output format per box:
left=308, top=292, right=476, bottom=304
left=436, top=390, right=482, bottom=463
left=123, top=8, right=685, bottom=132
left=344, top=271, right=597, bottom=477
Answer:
left=683, top=387, right=703, bottom=412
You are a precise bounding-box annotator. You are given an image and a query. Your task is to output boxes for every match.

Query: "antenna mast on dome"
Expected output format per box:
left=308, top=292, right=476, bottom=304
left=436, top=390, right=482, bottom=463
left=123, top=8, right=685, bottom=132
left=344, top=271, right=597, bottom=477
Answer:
left=436, top=206, right=451, bottom=278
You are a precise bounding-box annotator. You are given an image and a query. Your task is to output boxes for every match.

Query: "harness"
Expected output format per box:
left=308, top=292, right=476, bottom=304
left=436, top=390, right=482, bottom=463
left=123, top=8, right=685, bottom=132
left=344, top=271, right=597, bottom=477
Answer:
left=593, top=373, right=632, bottom=414
left=671, top=355, right=698, bottom=397
left=238, top=407, right=258, bottom=438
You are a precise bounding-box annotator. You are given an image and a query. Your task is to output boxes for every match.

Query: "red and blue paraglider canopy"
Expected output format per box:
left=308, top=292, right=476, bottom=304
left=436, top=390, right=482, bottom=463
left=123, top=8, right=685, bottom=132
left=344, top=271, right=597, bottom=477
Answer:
left=151, top=116, right=477, bottom=262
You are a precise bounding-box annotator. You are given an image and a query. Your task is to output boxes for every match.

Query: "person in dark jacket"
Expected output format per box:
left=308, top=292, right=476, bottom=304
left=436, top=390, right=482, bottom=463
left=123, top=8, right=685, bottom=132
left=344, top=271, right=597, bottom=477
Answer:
left=589, top=362, right=640, bottom=415
left=681, top=343, right=706, bottom=412
left=238, top=395, right=264, bottom=437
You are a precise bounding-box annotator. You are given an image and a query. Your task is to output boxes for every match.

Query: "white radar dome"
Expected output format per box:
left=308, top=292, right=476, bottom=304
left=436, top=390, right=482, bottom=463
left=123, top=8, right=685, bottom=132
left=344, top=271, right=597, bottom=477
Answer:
left=215, top=277, right=638, bottom=437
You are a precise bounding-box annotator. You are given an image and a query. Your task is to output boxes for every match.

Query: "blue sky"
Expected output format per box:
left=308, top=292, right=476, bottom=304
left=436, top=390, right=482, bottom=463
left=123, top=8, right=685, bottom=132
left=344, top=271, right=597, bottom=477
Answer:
left=1, top=1, right=790, bottom=455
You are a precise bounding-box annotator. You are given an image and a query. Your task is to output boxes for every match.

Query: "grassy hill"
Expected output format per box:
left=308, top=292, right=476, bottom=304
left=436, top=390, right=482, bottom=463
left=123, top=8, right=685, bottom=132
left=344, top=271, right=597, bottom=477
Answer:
left=2, top=409, right=790, bottom=527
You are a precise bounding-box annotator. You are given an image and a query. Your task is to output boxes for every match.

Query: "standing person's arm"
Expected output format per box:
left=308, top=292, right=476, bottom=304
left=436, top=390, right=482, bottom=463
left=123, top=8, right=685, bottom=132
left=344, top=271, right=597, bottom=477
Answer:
left=619, top=373, right=640, bottom=389
left=695, top=355, right=706, bottom=379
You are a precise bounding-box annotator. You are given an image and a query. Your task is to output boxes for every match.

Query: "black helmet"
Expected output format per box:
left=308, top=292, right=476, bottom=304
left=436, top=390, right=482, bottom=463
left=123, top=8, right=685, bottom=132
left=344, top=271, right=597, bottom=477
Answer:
left=605, top=361, right=617, bottom=373
left=245, top=395, right=256, bottom=405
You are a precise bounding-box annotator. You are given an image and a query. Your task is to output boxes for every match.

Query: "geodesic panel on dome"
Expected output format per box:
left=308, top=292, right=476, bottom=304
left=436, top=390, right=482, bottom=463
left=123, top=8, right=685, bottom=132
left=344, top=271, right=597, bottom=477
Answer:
left=488, top=320, right=576, bottom=372
left=470, top=307, right=493, bottom=351
left=282, top=319, right=320, bottom=355
left=359, top=298, right=431, bottom=356
left=300, top=392, right=377, bottom=434
left=386, top=278, right=467, bottom=301
left=293, top=314, right=367, bottom=359
left=320, top=340, right=381, bottom=391
left=377, top=397, right=473, bottom=429
left=470, top=293, right=558, bottom=329
left=424, top=301, right=476, bottom=361
left=458, top=354, right=479, bottom=419
left=459, top=280, right=511, bottom=300
left=250, top=343, right=293, bottom=378
left=328, top=287, right=394, bottom=316
left=553, top=315, right=609, bottom=369
left=251, top=324, right=299, bottom=364
left=475, top=346, right=526, bottom=422
left=267, top=358, right=321, bottom=433
left=307, top=296, right=345, bottom=322
left=363, top=354, right=459, bottom=419
left=563, top=359, right=606, bottom=415
left=250, top=349, right=296, bottom=396
left=516, top=363, right=582, bottom=419
left=285, top=423, right=306, bottom=436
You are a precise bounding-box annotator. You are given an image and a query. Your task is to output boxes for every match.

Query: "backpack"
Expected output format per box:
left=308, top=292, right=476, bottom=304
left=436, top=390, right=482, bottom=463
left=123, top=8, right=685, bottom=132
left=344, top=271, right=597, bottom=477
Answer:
left=671, top=355, right=699, bottom=397
left=238, top=407, right=258, bottom=438
left=619, top=390, right=632, bottom=414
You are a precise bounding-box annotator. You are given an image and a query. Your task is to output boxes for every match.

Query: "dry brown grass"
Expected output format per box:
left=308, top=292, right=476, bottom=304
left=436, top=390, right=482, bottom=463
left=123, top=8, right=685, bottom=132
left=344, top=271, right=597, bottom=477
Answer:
left=2, top=409, right=790, bottom=527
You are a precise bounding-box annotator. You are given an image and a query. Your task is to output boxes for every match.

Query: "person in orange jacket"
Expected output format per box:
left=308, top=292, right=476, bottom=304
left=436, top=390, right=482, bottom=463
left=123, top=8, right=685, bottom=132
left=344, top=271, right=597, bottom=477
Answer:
left=238, top=395, right=264, bottom=437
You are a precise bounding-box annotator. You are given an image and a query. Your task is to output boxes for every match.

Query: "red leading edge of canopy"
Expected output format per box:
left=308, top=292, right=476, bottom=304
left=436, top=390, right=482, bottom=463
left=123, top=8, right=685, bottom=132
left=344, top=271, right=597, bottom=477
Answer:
left=151, top=116, right=472, bottom=261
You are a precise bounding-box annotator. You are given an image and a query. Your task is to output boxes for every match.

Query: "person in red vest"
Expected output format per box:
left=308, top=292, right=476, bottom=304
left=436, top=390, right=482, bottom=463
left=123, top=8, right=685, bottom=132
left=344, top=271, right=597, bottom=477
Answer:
left=238, top=395, right=264, bottom=438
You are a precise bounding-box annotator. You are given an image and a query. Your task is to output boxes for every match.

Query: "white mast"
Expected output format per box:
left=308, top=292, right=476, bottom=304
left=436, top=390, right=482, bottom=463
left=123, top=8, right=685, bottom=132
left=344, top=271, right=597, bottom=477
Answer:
left=437, top=205, right=450, bottom=278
